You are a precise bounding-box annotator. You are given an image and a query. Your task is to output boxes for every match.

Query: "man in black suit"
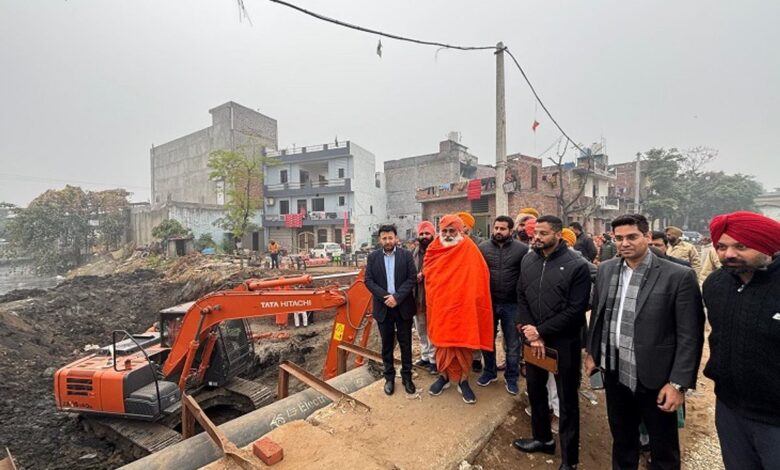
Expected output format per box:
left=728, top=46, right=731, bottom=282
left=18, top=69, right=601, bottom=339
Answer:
left=365, top=224, right=418, bottom=395
left=585, top=214, right=704, bottom=470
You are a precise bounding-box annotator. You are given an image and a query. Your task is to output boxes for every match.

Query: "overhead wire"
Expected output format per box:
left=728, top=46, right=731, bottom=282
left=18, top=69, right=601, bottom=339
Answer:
left=268, top=0, right=586, bottom=156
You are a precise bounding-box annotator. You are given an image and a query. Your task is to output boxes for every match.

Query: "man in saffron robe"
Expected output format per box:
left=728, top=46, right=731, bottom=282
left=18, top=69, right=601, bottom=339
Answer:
left=423, top=214, right=493, bottom=404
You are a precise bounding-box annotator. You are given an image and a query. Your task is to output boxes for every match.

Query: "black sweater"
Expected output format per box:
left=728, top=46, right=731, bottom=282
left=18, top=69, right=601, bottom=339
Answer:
left=702, top=257, right=780, bottom=426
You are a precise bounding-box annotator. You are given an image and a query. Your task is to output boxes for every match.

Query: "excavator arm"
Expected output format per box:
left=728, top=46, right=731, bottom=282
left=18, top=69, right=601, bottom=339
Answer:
left=162, top=270, right=373, bottom=388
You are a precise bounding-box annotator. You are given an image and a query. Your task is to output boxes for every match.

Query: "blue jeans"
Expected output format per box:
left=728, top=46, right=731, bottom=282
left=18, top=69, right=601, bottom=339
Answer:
left=482, top=303, right=520, bottom=383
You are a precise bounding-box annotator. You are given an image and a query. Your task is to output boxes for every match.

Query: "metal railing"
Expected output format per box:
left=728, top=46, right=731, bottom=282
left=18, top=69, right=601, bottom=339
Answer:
left=266, top=178, right=349, bottom=192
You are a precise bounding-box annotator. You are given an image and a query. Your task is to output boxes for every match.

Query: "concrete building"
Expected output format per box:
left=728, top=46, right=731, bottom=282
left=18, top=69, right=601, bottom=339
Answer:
left=756, top=189, right=780, bottom=221
left=416, top=154, right=558, bottom=237
left=151, top=102, right=277, bottom=205
left=384, top=138, right=487, bottom=239
left=262, top=141, right=386, bottom=252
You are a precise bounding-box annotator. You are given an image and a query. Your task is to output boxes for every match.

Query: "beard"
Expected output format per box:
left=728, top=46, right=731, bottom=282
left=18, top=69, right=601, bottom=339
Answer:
left=418, top=237, right=432, bottom=248
left=722, top=256, right=771, bottom=274
left=492, top=233, right=507, bottom=243
left=532, top=238, right=557, bottom=251
left=441, top=233, right=463, bottom=248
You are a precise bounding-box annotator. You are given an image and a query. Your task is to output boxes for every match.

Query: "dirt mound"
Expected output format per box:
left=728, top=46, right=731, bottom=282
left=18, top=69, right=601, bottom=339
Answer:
left=0, top=268, right=247, bottom=469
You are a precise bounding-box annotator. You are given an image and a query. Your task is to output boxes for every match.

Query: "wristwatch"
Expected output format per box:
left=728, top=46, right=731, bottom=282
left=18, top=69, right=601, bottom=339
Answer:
left=669, top=382, right=687, bottom=393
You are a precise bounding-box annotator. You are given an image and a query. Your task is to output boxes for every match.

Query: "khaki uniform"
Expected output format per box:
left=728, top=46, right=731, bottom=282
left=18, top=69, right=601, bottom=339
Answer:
left=699, top=245, right=721, bottom=283
left=667, top=240, right=701, bottom=273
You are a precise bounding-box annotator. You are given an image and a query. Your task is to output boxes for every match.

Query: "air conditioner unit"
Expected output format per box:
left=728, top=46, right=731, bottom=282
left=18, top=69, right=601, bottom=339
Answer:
left=265, top=197, right=275, bottom=206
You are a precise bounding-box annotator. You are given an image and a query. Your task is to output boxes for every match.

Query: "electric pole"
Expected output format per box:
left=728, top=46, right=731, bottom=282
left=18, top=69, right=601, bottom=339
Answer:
left=495, top=42, right=508, bottom=218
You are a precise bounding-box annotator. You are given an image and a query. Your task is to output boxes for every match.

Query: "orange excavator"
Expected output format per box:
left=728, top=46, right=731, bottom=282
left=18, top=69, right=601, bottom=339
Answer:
left=54, top=270, right=373, bottom=456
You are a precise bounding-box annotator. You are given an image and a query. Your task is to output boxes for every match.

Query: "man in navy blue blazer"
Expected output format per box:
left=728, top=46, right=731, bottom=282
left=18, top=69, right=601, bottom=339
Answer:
left=365, top=224, right=418, bottom=395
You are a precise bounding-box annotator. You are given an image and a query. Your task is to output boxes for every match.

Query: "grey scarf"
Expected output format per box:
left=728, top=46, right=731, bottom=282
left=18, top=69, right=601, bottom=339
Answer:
left=600, top=251, right=654, bottom=391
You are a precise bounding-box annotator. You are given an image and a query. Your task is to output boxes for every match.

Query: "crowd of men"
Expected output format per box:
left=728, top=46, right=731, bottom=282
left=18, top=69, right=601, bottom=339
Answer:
left=364, top=208, right=780, bottom=470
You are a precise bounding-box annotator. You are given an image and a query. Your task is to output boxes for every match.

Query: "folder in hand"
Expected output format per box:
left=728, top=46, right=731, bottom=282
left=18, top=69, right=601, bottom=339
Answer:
left=522, top=342, right=559, bottom=374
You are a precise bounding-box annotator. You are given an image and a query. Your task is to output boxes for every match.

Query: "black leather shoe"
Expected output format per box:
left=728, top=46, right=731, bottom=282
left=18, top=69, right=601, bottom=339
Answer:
left=512, top=438, right=555, bottom=455
left=384, top=380, right=394, bottom=396
left=403, top=379, right=416, bottom=394
left=558, top=464, right=577, bottom=470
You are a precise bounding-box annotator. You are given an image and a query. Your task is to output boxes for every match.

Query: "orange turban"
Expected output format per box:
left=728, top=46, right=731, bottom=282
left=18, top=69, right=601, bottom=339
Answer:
left=518, top=207, right=540, bottom=218
left=439, top=214, right=465, bottom=232
left=417, top=220, right=435, bottom=235
left=709, top=211, right=780, bottom=257
left=525, top=218, right=537, bottom=238
left=561, top=228, right=577, bottom=247
left=456, top=212, right=475, bottom=229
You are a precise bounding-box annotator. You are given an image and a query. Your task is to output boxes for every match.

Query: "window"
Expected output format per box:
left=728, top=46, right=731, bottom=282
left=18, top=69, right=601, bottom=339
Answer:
left=319, top=174, right=327, bottom=182
left=312, top=198, right=325, bottom=211
left=338, top=168, right=345, bottom=178
left=297, top=199, right=307, bottom=213
left=334, top=228, right=343, bottom=243
left=471, top=196, right=489, bottom=213
left=375, top=178, right=381, bottom=188
left=300, top=170, right=310, bottom=183
left=370, top=205, right=373, bottom=215
left=279, top=200, right=290, bottom=215
left=531, top=166, right=538, bottom=189
left=317, top=229, right=328, bottom=243
left=338, top=196, right=345, bottom=206
left=280, top=170, right=288, bottom=184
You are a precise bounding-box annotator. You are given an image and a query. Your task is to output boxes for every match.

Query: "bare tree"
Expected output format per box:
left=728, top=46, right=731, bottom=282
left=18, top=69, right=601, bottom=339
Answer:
left=547, top=139, right=596, bottom=225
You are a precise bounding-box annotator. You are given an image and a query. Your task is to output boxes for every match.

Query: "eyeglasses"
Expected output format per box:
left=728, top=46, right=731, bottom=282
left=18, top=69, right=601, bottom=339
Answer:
left=440, top=228, right=459, bottom=235
left=614, top=234, right=643, bottom=242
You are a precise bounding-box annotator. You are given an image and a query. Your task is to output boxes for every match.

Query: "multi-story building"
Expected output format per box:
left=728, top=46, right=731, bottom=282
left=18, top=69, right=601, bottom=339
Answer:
left=384, top=137, right=487, bottom=239
left=756, top=189, right=780, bottom=221
left=262, top=141, right=386, bottom=252
left=150, top=101, right=277, bottom=205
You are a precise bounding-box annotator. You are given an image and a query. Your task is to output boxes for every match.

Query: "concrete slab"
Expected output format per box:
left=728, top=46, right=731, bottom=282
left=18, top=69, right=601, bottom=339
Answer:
left=203, top=374, right=517, bottom=470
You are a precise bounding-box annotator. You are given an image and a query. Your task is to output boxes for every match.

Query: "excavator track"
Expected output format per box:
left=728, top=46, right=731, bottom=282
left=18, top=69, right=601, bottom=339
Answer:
left=83, top=417, right=182, bottom=460
left=222, top=377, right=275, bottom=410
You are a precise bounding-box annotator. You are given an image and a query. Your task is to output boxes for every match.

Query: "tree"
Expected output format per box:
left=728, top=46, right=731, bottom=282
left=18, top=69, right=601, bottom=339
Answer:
left=547, top=140, right=596, bottom=224
left=208, top=144, right=277, bottom=267
left=151, top=219, right=192, bottom=243
left=642, top=148, right=684, bottom=227
left=5, top=186, right=130, bottom=274
left=684, top=172, right=763, bottom=232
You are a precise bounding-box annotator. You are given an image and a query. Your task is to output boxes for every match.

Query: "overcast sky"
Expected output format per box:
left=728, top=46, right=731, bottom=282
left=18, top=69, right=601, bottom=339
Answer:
left=1, top=0, right=778, bottom=206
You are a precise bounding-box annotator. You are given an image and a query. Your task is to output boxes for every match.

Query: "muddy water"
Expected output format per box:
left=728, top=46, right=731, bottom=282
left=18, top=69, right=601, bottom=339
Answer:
left=0, top=261, right=59, bottom=295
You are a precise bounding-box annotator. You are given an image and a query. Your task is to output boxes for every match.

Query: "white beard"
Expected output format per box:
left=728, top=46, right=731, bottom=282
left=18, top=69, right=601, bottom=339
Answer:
left=440, top=233, right=463, bottom=247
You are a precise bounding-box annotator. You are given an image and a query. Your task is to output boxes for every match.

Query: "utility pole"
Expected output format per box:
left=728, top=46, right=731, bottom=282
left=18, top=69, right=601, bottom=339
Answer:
left=495, top=42, right=508, bottom=218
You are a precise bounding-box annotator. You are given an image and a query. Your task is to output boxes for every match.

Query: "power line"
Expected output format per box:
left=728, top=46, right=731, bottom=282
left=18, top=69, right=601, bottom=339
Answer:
left=268, top=0, right=586, bottom=155
left=268, top=0, right=497, bottom=51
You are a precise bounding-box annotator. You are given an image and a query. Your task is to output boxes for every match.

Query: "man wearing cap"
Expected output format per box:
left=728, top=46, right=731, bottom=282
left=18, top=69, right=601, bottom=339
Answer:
left=515, top=208, right=539, bottom=243
left=703, top=211, right=780, bottom=469
left=665, top=226, right=701, bottom=272
left=412, top=220, right=437, bottom=374
left=424, top=214, right=493, bottom=404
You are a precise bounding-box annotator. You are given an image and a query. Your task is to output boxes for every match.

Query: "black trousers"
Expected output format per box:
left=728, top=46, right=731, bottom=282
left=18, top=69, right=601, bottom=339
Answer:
left=270, top=253, right=279, bottom=268
left=604, top=373, right=680, bottom=470
left=376, top=309, right=413, bottom=382
left=525, top=340, right=581, bottom=466
left=716, top=399, right=780, bottom=470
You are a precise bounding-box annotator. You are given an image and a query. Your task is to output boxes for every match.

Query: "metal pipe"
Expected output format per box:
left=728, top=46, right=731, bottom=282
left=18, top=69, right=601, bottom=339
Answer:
left=120, top=366, right=377, bottom=470
left=309, top=271, right=360, bottom=281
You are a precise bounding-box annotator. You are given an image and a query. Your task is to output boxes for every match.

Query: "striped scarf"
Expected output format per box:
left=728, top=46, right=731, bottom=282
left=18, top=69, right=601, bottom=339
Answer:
left=600, top=251, right=654, bottom=392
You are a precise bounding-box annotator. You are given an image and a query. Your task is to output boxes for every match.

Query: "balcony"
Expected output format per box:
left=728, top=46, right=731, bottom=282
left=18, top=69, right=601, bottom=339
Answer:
left=416, top=177, right=497, bottom=202
left=597, top=196, right=620, bottom=211
left=265, top=178, right=351, bottom=197
left=263, top=212, right=347, bottom=228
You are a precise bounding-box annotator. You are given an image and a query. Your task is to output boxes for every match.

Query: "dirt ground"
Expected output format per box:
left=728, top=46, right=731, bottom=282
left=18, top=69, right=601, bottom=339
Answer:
left=472, top=335, right=723, bottom=470
left=0, top=254, right=356, bottom=470
left=0, top=253, right=724, bottom=470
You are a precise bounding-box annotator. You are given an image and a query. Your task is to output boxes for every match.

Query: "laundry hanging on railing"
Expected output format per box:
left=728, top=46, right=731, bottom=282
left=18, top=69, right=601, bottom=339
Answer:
left=467, top=179, right=482, bottom=200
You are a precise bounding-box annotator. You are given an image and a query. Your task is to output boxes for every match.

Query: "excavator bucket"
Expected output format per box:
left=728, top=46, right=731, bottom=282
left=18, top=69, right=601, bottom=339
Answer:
left=0, top=448, right=17, bottom=470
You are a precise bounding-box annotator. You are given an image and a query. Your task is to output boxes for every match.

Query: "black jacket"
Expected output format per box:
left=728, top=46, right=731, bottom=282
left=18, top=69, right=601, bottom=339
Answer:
left=586, top=252, right=704, bottom=390
left=703, top=258, right=780, bottom=426
left=574, top=232, right=597, bottom=262
left=364, top=247, right=417, bottom=322
left=517, top=241, right=592, bottom=342
left=478, top=238, right=529, bottom=304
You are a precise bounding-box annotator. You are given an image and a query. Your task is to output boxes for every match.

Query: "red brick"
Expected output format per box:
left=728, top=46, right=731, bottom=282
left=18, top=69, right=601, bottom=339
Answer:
left=253, top=437, right=284, bottom=466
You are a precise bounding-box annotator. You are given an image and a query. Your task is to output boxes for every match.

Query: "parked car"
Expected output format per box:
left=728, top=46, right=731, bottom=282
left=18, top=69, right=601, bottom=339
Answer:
left=682, top=231, right=702, bottom=244
left=310, top=242, right=343, bottom=259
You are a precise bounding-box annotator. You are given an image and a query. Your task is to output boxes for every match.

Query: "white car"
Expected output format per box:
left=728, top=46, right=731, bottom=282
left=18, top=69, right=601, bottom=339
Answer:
left=310, top=242, right=343, bottom=259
